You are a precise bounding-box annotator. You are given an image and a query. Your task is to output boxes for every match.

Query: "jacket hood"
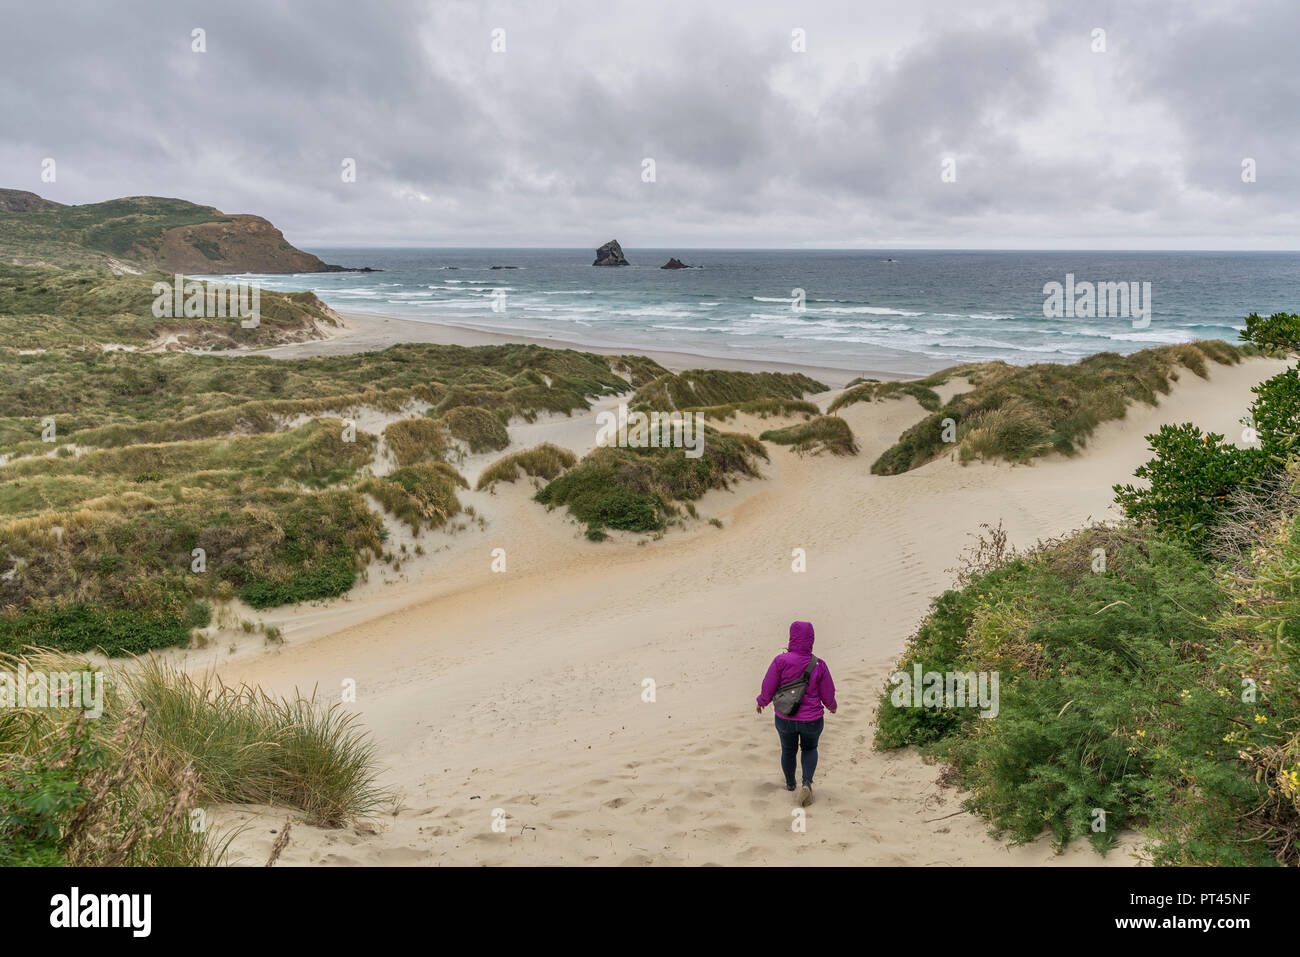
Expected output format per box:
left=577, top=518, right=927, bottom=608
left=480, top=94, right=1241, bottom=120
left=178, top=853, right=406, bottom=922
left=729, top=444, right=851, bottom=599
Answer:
left=788, top=621, right=815, bottom=655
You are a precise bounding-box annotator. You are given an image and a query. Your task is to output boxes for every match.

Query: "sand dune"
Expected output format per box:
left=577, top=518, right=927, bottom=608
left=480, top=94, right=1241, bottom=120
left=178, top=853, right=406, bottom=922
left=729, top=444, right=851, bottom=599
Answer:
left=197, top=326, right=1287, bottom=866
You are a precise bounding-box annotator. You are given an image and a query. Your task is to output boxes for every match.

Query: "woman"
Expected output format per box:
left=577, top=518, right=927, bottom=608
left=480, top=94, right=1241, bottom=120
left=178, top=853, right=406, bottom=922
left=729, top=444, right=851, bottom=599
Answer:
left=755, top=620, right=837, bottom=806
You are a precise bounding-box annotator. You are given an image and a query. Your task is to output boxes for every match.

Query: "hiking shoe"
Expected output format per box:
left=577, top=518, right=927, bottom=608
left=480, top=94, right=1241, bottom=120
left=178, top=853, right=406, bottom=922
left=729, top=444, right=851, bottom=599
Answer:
left=785, top=781, right=797, bottom=792
left=797, top=784, right=814, bottom=807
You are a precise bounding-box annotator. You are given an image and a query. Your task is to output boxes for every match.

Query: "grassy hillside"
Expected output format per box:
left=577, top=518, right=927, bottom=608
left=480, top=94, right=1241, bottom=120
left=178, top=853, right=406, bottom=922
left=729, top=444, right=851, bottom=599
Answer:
left=0, top=263, right=344, bottom=350
left=0, top=191, right=335, bottom=273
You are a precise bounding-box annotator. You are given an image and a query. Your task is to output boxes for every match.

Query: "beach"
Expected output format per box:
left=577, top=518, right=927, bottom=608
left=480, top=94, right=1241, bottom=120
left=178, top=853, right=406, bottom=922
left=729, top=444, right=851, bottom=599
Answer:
left=257, top=309, right=874, bottom=388
left=192, top=312, right=1288, bottom=865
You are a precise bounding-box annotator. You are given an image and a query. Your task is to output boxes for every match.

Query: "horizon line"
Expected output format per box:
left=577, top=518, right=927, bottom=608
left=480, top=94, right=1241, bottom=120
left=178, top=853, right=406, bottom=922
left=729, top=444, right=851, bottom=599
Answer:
left=299, top=244, right=1300, bottom=254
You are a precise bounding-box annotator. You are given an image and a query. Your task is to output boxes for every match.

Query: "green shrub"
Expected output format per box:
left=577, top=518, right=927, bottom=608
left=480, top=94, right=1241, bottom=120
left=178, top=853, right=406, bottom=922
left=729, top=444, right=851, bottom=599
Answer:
left=1250, top=365, right=1300, bottom=459
left=0, top=602, right=196, bottom=657
left=875, top=527, right=1237, bottom=854
left=0, top=706, right=213, bottom=866
left=1114, top=424, right=1270, bottom=550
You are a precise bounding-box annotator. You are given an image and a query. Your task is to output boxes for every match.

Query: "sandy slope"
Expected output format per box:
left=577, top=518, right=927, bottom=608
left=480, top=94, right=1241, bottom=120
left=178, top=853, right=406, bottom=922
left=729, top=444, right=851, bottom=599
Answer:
left=200, top=346, right=1288, bottom=866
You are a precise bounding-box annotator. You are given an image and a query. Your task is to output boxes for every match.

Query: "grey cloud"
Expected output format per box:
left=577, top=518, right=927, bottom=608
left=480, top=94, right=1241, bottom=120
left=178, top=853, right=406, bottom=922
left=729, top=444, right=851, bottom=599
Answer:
left=0, top=0, right=1295, bottom=248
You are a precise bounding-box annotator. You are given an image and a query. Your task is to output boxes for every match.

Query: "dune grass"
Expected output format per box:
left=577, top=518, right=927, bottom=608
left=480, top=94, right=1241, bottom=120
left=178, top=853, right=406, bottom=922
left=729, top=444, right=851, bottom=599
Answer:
left=442, top=405, right=510, bottom=453
left=829, top=379, right=944, bottom=413
left=760, top=416, right=859, bottom=456
left=630, top=369, right=827, bottom=411
left=869, top=341, right=1249, bottom=475
left=358, top=463, right=467, bottom=533
left=0, top=481, right=385, bottom=654
left=535, top=429, right=767, bottom=537
left=0, top=332, right=673, bottom=654
left=383, top=416, right=448, bottom=467
left=0, top=648, right=385, bottom=865
left=477, top=443, right=577, bottom=490
left=0, top=340, right=663, bottom=453
left=0, top=263, right=343, bottom=351
left=678, top=397, right=821, bottom=421
left=122, top=657, right=386, bottom=827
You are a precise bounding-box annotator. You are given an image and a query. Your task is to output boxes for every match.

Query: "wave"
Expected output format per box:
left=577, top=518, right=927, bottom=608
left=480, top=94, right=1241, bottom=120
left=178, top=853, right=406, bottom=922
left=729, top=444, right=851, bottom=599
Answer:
left=807, top=305, right=925, bottom=317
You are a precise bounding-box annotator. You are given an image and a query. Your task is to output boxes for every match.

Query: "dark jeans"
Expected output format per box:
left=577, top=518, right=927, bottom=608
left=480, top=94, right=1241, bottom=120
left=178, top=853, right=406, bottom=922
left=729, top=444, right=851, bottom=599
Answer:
left=775, top=715, right=824, bottom=786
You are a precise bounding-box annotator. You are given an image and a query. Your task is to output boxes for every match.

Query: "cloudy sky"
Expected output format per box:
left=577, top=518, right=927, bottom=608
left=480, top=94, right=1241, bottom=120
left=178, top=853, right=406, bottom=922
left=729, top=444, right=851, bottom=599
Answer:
left=2, top=0, right=1296, bottom=249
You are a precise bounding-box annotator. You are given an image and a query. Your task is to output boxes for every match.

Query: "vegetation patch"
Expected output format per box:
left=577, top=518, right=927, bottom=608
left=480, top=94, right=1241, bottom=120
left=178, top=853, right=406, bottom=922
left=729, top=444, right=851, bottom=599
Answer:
left=679, top=398, right=820, bottom=421
left=442, top=405, right=510, bottom=454
left=870, top=341, right=1249, bottom=475
left=631, top=369, right=826, bottom=411
left=0, top=649, right=385, bottom=864
left=535, top=429, right=767, bottom=535
left=358, top=463, right=467, bottom=534
left=383, top=416, right=447, bottom=467
left=760, top=416, right=859, bottom=456
left=477, top=443, right=577, bottom=490
left=874, top=314, right=1300, bottom=864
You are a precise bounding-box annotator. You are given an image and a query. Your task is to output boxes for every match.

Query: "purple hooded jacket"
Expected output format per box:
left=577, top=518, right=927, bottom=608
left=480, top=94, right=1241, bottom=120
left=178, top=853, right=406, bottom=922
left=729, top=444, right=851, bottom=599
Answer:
left=757, top=621, right=836, bottom=721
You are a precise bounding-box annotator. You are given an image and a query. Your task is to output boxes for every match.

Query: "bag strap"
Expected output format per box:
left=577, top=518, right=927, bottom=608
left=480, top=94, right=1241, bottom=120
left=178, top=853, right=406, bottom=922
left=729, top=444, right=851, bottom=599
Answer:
left=777, top=655, right=818, bottom=693
left=799, top=655, right=817, bottom=681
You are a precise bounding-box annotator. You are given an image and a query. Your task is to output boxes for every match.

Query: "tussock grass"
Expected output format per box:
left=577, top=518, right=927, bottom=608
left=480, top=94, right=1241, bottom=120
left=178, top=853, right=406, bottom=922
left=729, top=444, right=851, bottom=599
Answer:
left=477, top=443, right=577, bottom=490
left=830, top=380, right=943, bottom=413
left=870, top=341, right=1250, bottom=474
left=0, top=648, right=386, bottom=864
left=442, top=406, right=510, bottom=453
left=383, top=417, right=447, bottom=467
left=679, top=397, right=820, bottom=420
left=535, top=429, right=767, bottom=535
left=358, top=463, right=467, bottom=533
left=631, top=369, right=826, bottom=411
left=760, top=416, right=859, bottom=456
left=124, top=657, right=385, bottom=827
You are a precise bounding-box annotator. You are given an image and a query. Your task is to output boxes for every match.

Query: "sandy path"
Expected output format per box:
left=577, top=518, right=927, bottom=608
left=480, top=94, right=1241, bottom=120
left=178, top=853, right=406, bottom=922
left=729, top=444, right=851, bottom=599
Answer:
left=208, top=356, right=1287, bottom=866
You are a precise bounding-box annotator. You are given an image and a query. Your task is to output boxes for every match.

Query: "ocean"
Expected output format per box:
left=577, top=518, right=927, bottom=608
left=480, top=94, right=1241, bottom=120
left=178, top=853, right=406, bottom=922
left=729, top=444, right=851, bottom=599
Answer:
left=216, top=249, right=1300, bottom=376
